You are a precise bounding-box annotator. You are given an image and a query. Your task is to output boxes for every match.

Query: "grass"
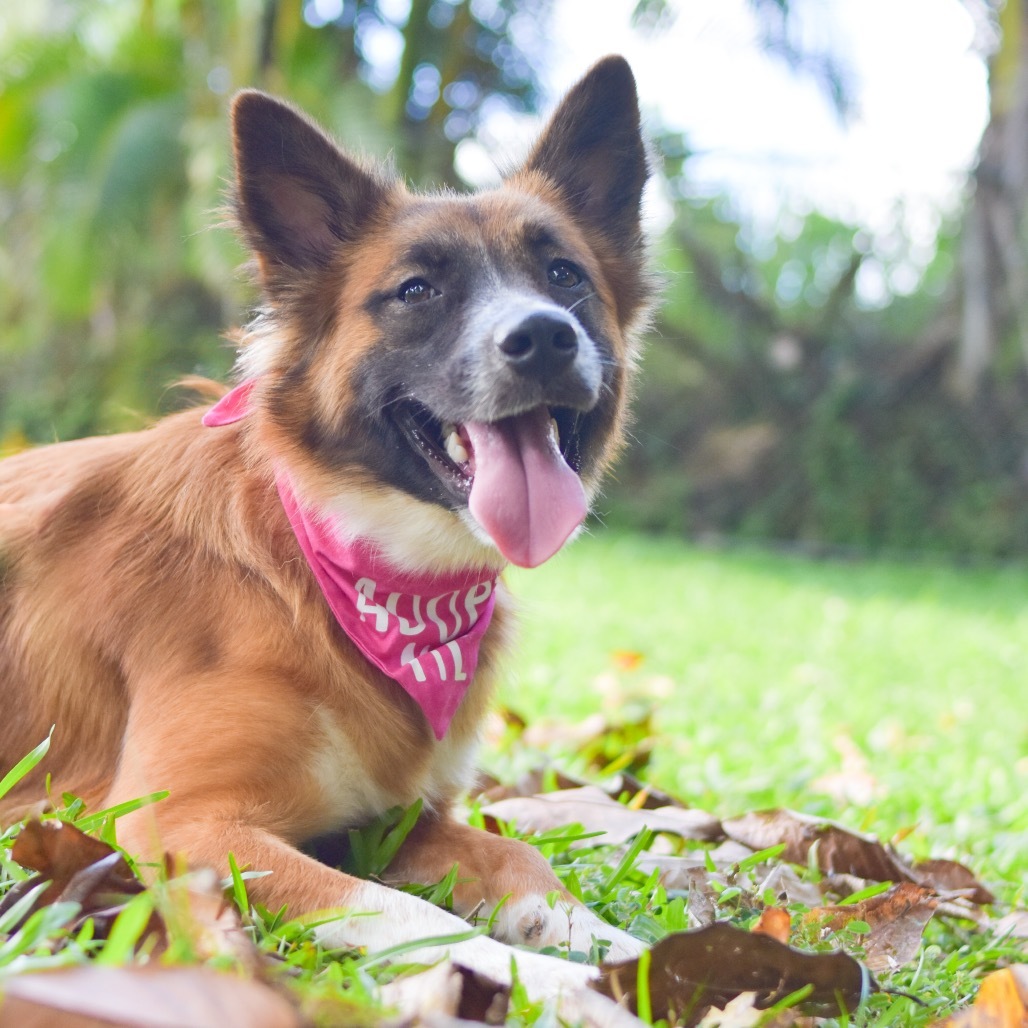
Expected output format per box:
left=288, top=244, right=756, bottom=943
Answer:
left=1, top=530, right=1025, bottom=1024
left=504, top=531, right=1028, bottom=898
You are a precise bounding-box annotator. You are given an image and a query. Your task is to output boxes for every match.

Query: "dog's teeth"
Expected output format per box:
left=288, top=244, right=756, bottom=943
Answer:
left=550, top=417, right=560, bottom=446
left=445, top=431, right=469, bottom=465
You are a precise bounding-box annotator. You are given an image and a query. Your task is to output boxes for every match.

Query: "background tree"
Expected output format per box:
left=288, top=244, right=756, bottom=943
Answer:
left=952, top=0, right=1028, bottom=393
left=0, top=0, right=549, bottom=444
left=3, top=0, right=1027, bottom=557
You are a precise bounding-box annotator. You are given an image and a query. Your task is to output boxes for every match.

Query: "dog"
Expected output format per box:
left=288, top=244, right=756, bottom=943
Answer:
left=0, top=56, right=651, bottom=999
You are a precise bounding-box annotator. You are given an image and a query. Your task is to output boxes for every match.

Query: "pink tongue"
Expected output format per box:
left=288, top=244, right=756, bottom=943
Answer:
left=465, top=408, right=587, bottom=568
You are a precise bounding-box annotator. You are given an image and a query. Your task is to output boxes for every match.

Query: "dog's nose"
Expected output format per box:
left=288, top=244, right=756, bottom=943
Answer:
left=498, top=312, right=579, bottom=378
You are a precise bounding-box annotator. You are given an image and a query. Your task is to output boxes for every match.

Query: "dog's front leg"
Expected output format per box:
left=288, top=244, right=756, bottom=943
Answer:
left=114, top=796, right=599, bottom=1001
left=383, top=813, right=645, bottom=962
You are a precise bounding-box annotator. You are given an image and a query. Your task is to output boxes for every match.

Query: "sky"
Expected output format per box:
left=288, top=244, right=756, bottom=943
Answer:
left=540, top=0, right=991, bottom=246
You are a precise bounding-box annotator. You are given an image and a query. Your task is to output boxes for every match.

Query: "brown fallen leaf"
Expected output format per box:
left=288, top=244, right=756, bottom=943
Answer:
left=607, top=770, right=683, bottom=810
left=594, top=922, right=876, bottom=1025
left=723, top=809, right=916, bottom=884
left=754, top=864, right=824, bottom=909
left=611, top=650, right=645, bottom=671
left=472, top=766, right=683, bottom=812
left=0, top=965, right=301, bottom=1028
left=520, top=703, right=656, bottom=776
left=809, top=733, right=880, bottom=807
left=807, top=882, right=938, bottom=972
left=752, top=907, right=791, bottom=945
left=991, top=910, right=1028, bottom=939
left=1, top=820, right=154, bottom=942
left=936, top=965, right=1028, bottom=1026
left=481, top=785, right=722, bottom=846
left=2, top=820, right=259, bottom=972
left=911, top=859, right=996, bottom=905
left=472, top=767, right=585, bottom=804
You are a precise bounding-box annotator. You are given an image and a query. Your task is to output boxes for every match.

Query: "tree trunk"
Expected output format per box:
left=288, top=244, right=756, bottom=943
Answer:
left=953, top=0, right=1028, bottom=395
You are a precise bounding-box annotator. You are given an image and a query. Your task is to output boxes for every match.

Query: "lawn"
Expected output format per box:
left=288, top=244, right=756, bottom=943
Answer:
left=503, top=531, right=1028, bottom=898
left=1, top=530, right=1025, bottom=1025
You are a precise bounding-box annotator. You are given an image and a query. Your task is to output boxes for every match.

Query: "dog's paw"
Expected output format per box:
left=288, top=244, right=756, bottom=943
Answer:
left=494, top=895, right=646, bottom=962
left=311, top=884, right=600, bottom=997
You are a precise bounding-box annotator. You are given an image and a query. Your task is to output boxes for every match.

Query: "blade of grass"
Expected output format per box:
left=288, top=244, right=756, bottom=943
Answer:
left=227, top=852, right=249, bottom=917
left=94, top=891, right=155, bottom=965
left=599, top=828, right=653, bottom=898
left=374, top=798, right=422, bottom=870
left=839, top=880, right=894, bottom=905
left=73, top=791, right=169, bottom=832
left=635, top=945, right=652, bottom=1023
left=0, top=728, right=53, bottom=803
left=354, top=924, right=487, bottom=969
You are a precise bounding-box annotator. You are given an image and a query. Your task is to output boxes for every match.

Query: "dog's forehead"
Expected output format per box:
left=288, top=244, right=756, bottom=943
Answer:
left=378, top=188, right=593, bottom=268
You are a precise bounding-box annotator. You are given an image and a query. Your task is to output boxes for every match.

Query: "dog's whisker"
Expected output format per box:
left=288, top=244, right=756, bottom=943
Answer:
left=568, top=291, right=598, bottom=313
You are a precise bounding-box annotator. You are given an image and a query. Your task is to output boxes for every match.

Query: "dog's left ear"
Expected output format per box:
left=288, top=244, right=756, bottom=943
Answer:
left=519, top=56, right=648, bottom=257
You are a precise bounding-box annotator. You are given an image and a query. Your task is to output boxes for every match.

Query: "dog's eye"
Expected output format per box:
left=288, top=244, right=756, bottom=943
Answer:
left=547, top=260, right=583, bottom=289
left=399, top=278, right=439, bottom=304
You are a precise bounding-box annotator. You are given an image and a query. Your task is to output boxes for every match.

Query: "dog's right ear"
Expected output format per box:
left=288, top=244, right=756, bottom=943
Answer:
left=231, top=91, right=391, bottom=291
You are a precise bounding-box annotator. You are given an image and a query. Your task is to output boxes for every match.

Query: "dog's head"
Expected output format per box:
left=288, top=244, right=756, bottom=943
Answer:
left=230, top=56, right=651, bottom=572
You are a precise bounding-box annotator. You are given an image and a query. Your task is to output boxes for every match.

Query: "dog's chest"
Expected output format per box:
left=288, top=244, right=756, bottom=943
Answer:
left=307, top=708, right=477, bottom=830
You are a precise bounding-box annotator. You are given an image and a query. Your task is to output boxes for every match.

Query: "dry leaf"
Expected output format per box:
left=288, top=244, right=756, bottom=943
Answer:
left=991, top=910, right=1028, bottom=939
left=911, top=859, right=995, bottom=905
left=611, top=650, right=645, bottom=671
left=723, top=809, right=915, bottom=883
left=937, top=965, right=1028, bottom=1026
left=636, top=854, right=716, bottom=890
left=809, top=734, right=880, bottom=806
left=481, top=786, right=722, bottom=846
left=472, top=767, right=585, bottom=804
left=807, top=882, right=938, bottom=972
left=1, top=820, right=155, bottom=942
left=2, top=820, right=259, bottom=971
left=754, top=864, right=823, bottom=909
left=607, top=771, right=682, bottom=810
left=752, top=907, right=791, bottom=945
left=594, top=922, right=875, bottom=1025
left=0, top=966, right=300, bottom=1028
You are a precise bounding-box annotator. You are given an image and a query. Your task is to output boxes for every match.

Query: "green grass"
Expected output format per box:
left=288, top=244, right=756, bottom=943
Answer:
left=1, top=531, right=1025, bottom=1025
left=504, top=531, right=1028, bottom=898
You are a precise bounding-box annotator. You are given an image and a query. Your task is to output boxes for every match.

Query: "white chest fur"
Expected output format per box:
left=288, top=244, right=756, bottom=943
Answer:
left=307, top=708, right=480, bottom=832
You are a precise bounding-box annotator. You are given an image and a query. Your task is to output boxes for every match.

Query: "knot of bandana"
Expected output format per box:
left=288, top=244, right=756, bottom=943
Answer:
left=204, top=381, right=498, bottom=739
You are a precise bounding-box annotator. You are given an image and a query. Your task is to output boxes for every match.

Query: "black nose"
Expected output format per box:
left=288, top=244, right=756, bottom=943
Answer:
left=498, top=312, right=579, bottom=377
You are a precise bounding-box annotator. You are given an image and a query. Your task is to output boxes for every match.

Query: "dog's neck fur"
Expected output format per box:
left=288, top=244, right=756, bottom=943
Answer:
left=206, top=379, right=509, bottom=577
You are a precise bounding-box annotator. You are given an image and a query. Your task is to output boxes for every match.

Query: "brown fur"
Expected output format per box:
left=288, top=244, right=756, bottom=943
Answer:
left=0, top=57, right=650, bottom=972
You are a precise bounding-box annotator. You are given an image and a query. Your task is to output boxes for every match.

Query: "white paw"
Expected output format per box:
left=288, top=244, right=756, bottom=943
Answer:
left=493, top=895, right=646, bottom=962
left=311, top=885, right=598, bottom=999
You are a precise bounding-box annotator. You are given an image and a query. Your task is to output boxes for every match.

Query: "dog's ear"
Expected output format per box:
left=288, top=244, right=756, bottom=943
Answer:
left=231, top=91, right=390, bottom=290
left=519, top=56, right=648, bottom=255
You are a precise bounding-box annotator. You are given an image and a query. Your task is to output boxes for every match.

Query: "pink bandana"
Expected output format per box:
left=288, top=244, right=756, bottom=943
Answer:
left=204, top=382, right=498, bottom=739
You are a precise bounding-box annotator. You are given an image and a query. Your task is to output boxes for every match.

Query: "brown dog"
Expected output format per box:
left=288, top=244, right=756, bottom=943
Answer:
left=0, top=56, right=651, bottom=996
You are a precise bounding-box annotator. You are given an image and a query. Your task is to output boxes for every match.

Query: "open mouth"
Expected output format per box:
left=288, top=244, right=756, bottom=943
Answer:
left=392, top=399, right=584, bottom=501
left=391, top=398, right=588, bottom=568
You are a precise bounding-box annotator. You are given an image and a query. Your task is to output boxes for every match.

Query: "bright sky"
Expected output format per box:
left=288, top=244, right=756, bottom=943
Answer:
left=541, top=0, right=990, bottom=247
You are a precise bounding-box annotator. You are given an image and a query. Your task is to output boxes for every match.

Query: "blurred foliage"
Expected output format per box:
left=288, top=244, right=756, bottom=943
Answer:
left=0, top=0, right=547, bottom=440
left=2, top=0, right=1027, bottom=556
left=604, top=183, right=1028, bottom=558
